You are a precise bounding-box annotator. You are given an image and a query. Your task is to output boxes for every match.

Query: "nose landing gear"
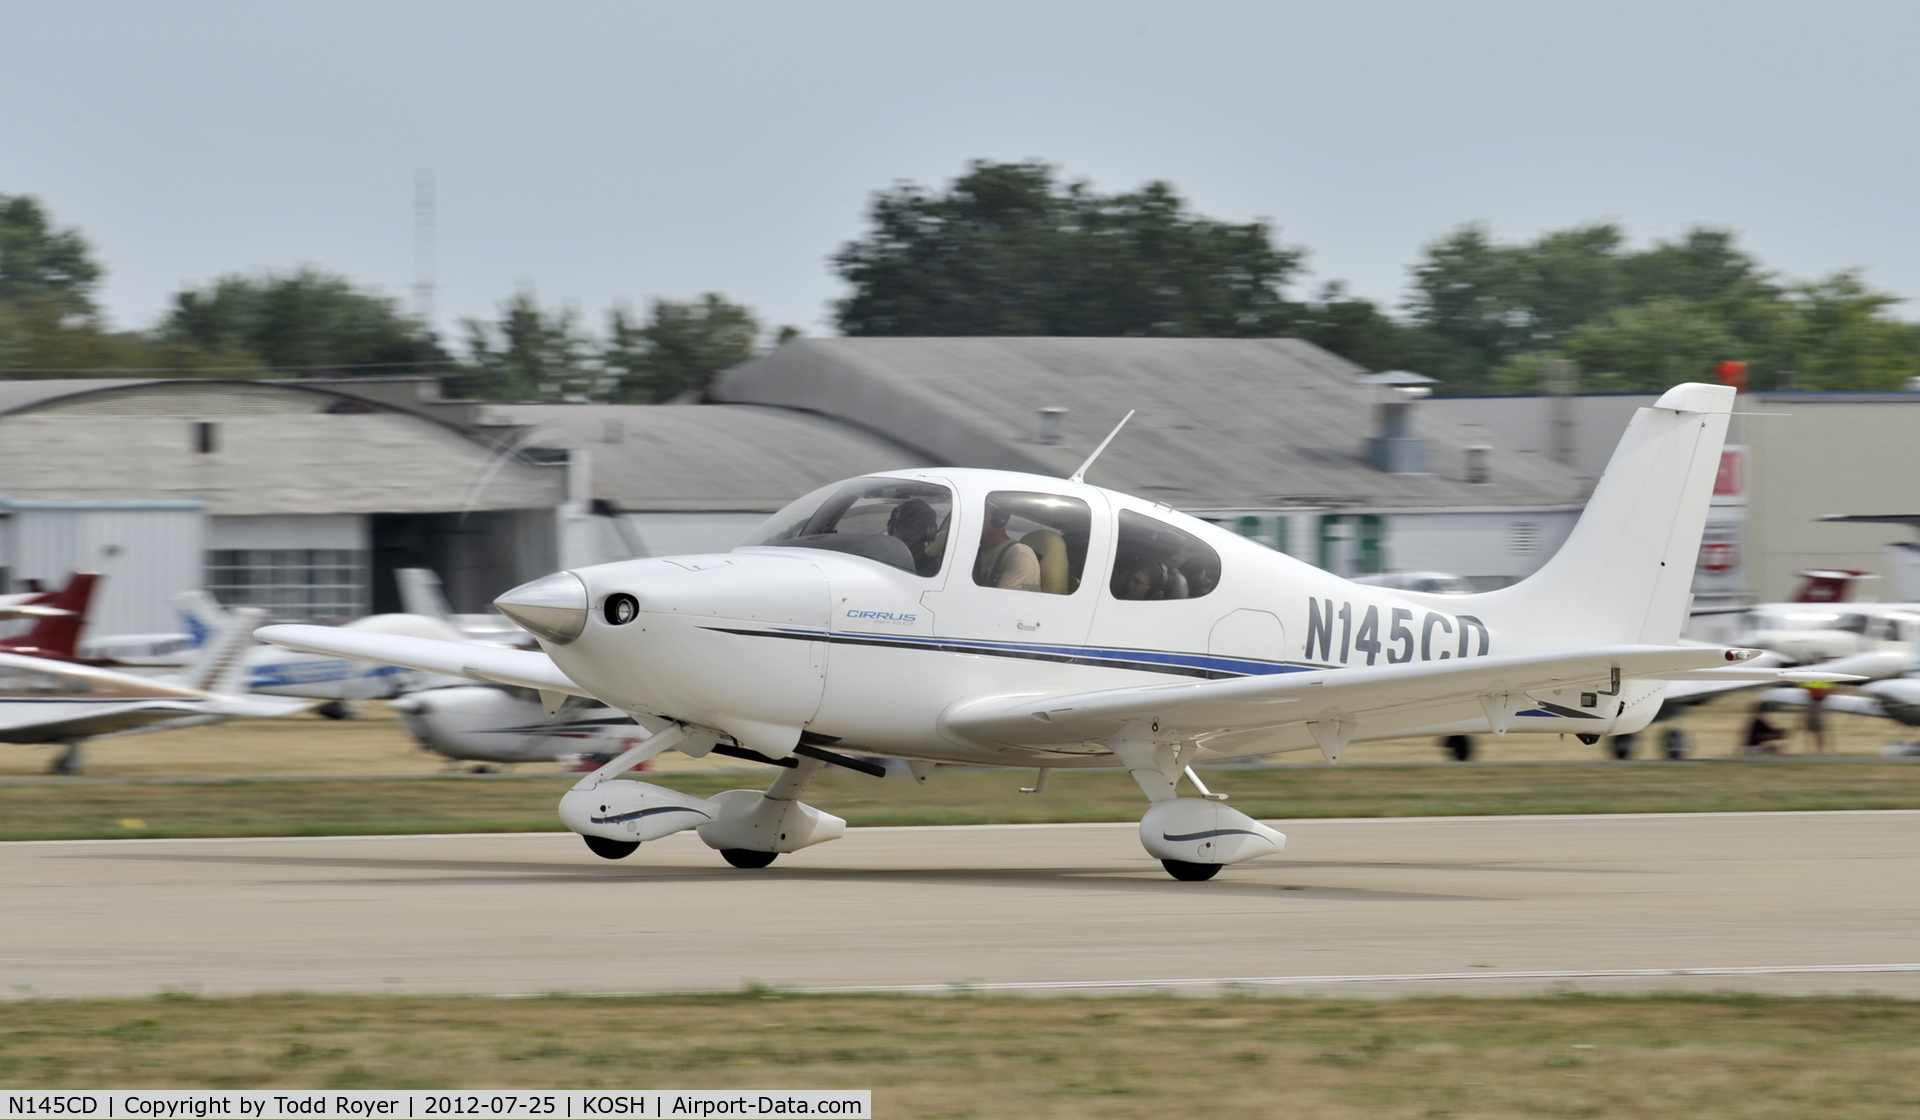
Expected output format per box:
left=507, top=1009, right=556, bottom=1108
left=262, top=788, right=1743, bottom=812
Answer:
left=583, top=835, right=640, bottom=860
left=719, top=849, right=778, bottom=869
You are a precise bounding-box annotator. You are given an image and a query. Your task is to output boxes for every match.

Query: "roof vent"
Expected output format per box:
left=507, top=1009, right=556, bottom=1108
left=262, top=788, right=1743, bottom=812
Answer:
left=1360, top=371, right=1436, bottom=474
left=1465, top=445, right=1491, bottom=484
left=1037, top=406, right=1068, bottom=445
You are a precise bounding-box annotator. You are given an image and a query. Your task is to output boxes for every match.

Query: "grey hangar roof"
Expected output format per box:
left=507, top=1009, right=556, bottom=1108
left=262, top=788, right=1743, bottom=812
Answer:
left=707, top=338, right=1590, bottom=511
left=0, top=337, right=1593, bottom=521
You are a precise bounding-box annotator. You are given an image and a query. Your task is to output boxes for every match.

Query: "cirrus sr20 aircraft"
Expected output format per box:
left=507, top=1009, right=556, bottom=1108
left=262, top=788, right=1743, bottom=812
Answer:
left=261, top=382, right=1851, bottom=880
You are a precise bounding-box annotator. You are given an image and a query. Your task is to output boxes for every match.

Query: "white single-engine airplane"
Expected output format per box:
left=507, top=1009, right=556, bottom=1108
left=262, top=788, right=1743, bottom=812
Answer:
left=260, top=383, right=1850, bottom=879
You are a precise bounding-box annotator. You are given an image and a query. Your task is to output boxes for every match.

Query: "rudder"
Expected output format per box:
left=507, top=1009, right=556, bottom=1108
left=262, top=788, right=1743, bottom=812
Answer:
left=1465, top=383, right=1734, bottom=648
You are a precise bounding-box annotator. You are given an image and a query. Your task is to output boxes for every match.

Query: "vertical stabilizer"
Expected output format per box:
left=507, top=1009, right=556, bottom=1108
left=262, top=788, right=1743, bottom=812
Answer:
left=0, top=572, right=99, bottom=657
left=175, top=605, right=265, bottom=694
left=396, top=568, right=454, bottom=622
left=1468, top=382, right=1734, bottom=647
left=172, top=589, right=228, bottom=650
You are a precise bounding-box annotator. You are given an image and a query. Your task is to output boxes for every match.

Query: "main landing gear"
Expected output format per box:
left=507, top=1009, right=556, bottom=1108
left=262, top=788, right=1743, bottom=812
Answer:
left=720, top=849, right=778, bottom=869
left=1107, top=730, right=1286, bottom=881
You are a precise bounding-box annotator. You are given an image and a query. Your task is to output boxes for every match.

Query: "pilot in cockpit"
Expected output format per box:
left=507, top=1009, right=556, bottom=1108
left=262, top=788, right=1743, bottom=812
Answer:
left=886, top=498, right=943, bottom=578
left=974, top=500, right=1042, bottom=592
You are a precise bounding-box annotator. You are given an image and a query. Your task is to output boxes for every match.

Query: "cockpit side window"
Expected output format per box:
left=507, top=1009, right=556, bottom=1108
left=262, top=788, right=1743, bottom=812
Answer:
left=1109, top=510, right=1221, bottom=601
left=741, top=478, right=954, bottom=577
left=972, top=491, right=1092, bottom=595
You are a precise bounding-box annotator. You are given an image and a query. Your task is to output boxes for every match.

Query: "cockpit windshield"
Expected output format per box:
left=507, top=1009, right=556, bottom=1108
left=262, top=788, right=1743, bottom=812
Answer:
left=742, top=477, right=954, bottom=577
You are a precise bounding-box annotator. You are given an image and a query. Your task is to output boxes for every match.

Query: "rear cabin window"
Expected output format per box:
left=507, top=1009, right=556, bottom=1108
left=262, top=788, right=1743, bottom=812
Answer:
left=742, top=477, right=954, bottom=577
left=1109, top=510, right=1222, bottom=601
left=972, top=492, right=1093, bottom=595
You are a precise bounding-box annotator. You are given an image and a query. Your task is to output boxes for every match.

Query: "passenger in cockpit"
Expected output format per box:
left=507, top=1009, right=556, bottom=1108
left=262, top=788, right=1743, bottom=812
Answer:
left=975, top=502, right=1041, bottom=591
left=1116, top=559, right=1165, bottom=600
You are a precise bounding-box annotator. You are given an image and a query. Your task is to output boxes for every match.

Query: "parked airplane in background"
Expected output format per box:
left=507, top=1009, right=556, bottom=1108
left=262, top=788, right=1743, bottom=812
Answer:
left=90, top=589, right=490, bottom=717
left=0, top=574, right=100, bottom=663
left=263, top=385, right=1853, bottom=880
left=1351, top=571, right=1475, bottom=595
left=389, top=685, right=646, bottom=767
left=1817, top=514, right=1920, bottom=602
left=1764, top=628, right=1920, bottom=754
left=3, top=604, right=310, bottom=773
left=396, top=568, right=536, bottom=648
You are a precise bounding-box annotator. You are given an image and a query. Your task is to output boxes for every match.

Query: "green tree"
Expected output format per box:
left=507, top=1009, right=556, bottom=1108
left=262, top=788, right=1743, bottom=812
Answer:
left=1561, top=297, right=1740, bottom=393
left=0, top=195, right=100, bottom=316
left=1290, top=282, right=1428, bottom=373
left=833, top=160, right=1304, bottom=338
left=604, top=294, right=760, bottom=403
left=456, top=290, right=600, bottom=402
left=1781, top=274, right=1920, bottom=391
left=161, top=268, right=434, bottom=377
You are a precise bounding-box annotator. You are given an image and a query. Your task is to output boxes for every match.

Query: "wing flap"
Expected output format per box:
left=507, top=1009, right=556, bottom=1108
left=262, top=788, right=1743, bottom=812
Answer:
left=942, top=644, right=1753, bottom=747
left=254, top=624, right=591, bottom=698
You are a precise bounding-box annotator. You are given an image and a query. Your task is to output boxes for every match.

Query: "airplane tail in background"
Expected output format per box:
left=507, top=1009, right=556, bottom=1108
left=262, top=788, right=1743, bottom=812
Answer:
left=173, top=589, right=229, bottom=649
left=395, top=568, right=454, bottom=623
left=0, top=572, right=99, bottom=657
left=1466, top=383, right=1735, bottom=649
left=173, top=603, right=265, bottom=694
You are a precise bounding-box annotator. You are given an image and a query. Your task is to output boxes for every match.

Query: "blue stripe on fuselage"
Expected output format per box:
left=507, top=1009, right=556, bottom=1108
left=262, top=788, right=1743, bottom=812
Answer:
left=702, top=625, right=1319, bottom=680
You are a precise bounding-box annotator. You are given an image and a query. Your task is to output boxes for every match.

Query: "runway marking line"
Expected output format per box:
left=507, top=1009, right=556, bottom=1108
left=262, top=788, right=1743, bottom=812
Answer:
left=7, top=807, right=1920, bottom=846
left=789, top=962, right=1920, bottom=996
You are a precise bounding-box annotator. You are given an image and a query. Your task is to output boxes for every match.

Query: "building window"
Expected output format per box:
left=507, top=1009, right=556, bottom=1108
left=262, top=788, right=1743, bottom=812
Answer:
left=205, top=548, right=367, bottom=623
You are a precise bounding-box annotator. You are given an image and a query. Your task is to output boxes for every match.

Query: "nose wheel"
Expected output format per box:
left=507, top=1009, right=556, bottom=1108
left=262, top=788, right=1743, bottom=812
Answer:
left=583, top=835, right=640, bottom=860
left=720, top=848, right=778, bottom=869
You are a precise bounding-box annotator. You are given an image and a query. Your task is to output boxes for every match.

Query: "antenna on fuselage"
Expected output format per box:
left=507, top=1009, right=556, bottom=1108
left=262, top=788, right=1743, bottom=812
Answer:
left=1069, top=410, right=1135, bottom=484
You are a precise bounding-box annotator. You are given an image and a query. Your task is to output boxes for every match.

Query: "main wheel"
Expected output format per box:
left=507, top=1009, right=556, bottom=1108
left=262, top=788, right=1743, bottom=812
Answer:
left=1611, top=733, right=1635, bottom=760
left=1663, top=726, right=1691, bottom=760
left=1161, top=859, right=1222, bottom=881
left=720, top=848, right=778, bottom=869
left=1443, top=734, right=1475, bottom=762
left=583, top=835, right=640, bottom=860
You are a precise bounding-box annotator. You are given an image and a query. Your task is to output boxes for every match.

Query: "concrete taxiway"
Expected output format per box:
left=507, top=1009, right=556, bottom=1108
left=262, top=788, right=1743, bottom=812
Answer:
left=4, top=812, right=1918, bottom=999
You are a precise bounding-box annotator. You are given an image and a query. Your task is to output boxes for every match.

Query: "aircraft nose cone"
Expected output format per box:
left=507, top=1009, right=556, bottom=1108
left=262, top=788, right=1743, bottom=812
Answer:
left=494, top=571, right=589, bottom=645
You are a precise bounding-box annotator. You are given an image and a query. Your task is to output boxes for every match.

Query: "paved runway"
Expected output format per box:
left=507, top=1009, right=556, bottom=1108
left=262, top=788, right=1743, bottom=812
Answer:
left=5, top=812, right=1919, bottom=999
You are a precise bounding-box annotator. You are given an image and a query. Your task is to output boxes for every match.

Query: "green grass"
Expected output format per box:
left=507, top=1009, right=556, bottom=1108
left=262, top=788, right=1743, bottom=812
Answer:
left=2, top=991, right=1918, bottom=1117
left=4, top=758, right=1920, bottom=841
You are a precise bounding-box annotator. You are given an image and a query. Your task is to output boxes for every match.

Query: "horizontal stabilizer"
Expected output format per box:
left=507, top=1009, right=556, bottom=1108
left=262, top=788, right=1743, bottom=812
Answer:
left=255, top=624, right=591, bottom=698
left=943, top=644, right=1756, bottom=747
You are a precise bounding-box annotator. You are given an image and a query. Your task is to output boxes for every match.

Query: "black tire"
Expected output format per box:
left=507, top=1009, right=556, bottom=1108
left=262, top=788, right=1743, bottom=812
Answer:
left=1610, top=734, right=1635, bottom=760
left=315, top=700, right=354, bottom=721
left=1443, top=734, right=1475, bottom=762
left=1663, top=726, right=1690, bottom=760
left=720, top=848, right=778, bottom=869
left=1161, top=859, right=1222, bottom=881
left=583, top=835, right=640, bottom=860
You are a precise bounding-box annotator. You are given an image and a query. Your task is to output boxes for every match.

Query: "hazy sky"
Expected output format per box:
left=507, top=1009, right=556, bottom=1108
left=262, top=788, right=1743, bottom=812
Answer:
left=9, top=1, right=1918, bottom=345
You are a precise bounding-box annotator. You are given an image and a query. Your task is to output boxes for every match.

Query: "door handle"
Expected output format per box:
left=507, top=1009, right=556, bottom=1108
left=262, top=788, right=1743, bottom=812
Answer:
left=1016, top=620, right=1041, bottom=631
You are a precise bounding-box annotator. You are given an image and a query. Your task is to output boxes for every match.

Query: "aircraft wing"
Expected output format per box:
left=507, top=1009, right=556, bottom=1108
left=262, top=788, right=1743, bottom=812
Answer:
left=255, top=624, right=592, bottom=698
left=0, top=701, right=210, bottom=744
left=942, top=644, right=1804, bottom=748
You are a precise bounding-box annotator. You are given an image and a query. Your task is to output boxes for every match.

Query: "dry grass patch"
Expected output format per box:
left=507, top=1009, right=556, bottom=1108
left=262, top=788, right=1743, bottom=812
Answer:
left=4, top=758, right=1920, bottom=841
left=1, top=992, right=1917, bottom=1117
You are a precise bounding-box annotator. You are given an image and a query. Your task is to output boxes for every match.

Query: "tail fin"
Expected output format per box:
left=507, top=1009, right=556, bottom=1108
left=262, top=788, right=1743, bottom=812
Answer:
left=1470, top=383, right=1735, bottom=647
left=175, top=605, right=264, bottom=694
left=172, top=589, right=229, bottom=649
left=0, top=572, right=99, bottom=657
left=395, top=568, right=454, bottom=622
